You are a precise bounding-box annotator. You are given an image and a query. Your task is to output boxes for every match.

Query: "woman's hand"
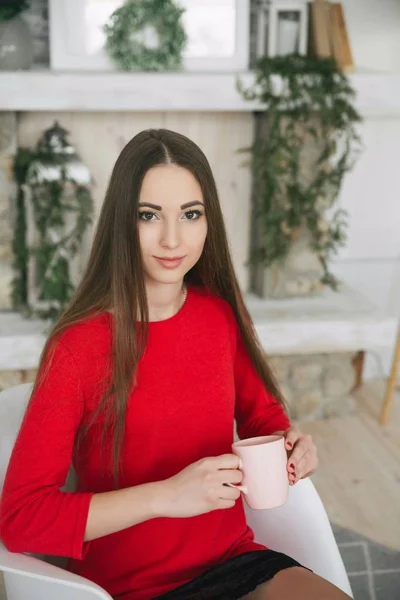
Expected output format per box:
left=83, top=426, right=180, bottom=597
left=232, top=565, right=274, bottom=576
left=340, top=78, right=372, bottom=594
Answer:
left=279, top=427, right=318, bottom=485
left=158, top=454, right=243, bottom=518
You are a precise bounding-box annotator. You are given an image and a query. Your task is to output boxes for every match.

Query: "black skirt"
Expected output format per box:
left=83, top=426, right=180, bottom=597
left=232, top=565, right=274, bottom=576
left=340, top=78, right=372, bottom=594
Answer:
left=155, top=550, right=306, bottom=600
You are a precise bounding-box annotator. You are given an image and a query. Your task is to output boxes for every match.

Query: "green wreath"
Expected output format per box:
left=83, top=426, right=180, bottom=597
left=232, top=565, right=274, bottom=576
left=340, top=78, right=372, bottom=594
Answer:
left=104, top=0, right=187, bottom=72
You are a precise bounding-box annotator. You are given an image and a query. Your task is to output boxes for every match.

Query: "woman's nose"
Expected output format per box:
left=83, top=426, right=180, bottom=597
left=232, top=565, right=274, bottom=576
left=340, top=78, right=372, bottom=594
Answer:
left=160, top=220, right=180, bottom=249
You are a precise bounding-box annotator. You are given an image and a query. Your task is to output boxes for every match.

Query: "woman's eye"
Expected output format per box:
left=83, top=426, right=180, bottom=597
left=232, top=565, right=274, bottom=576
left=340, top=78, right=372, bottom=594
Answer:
left=138, top=210, right=203, bottom=222
left=183, top=210, right=202, bottom=220
left=138, top=211, right=157, bottom=221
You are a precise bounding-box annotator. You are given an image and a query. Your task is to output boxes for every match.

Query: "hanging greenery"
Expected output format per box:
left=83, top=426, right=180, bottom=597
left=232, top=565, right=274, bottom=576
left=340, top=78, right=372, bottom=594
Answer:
left=104, top=0, right=187, bottom=72
left=238, top=54, right=362, bottom=290
left=0, top=0, right=30, bottom=21
left=12, top=148, right=33, bottom=310
left=12, top=122, right=94, bottom=321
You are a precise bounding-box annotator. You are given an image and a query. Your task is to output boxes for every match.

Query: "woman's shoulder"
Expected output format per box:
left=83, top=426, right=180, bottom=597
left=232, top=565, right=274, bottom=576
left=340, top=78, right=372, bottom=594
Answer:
left=51, top=312, right=111, bottom=362
left=190, top=286, right=236, bottom=327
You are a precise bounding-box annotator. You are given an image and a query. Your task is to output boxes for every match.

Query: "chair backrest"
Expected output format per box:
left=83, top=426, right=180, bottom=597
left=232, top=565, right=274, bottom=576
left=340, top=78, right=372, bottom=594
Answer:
left=0, top=383, right=113, bottom=599
left=0, top=383, right=34, bottom=495
left=0, top=382, right=77, bottom=568
left=0, top=382, right=77, bottom=497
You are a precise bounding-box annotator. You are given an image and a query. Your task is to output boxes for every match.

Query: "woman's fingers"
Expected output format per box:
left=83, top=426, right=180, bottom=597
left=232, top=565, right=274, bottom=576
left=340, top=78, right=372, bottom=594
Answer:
left=295, top=453, right=310, bottom=481
left=217, top=468, right=243, bottom=485
left=288, top=446, right=319, bottom=484
left=211, top=454, right=241, bottom=470
left=217, top=498, right=237, bottom=510
left=220, top=484, right=241, bottom=501
left=283, top=426, right=302, bottom=452
left=287, top=437, right=309, bottom=470
left=288, top=434, right=315, bottom=466
left=283, top=427, right=318, bottom=484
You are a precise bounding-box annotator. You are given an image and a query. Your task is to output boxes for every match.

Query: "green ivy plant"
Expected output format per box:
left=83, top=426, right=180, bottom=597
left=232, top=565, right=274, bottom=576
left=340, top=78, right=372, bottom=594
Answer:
left=12, top=148, right=33, bottom=309
left=238, top=54, right=362, bottom=289
left=0, top=0, right=30, bottom=21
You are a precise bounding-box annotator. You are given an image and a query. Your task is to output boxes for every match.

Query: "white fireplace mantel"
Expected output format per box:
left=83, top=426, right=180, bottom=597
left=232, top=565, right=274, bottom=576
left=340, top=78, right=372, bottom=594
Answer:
left=1, top=71, right=400, bottom=116
left=0, top=285, right=397, bottom=371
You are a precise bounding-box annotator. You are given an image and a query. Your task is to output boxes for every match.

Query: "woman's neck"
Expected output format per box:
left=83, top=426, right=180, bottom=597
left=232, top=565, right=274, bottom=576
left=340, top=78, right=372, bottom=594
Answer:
left=145, top=281, right=186, bottom=322
left=107, top=281, right=187, bottom=321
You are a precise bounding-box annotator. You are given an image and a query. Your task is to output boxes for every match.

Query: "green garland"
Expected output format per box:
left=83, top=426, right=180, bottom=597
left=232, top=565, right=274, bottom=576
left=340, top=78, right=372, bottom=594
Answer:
left=104, top=0, right=187, bottom=72
left=238, top=54, right=362, bottom=290
left=12, top=128, right=94, bottom=321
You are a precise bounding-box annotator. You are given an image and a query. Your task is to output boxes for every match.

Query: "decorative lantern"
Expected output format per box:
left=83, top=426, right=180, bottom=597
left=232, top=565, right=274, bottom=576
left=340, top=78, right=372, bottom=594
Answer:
left=22, top=121, right=94, bottom=319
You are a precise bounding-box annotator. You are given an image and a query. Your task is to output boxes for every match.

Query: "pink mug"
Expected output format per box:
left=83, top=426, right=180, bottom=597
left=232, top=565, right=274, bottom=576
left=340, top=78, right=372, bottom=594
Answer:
left=228, top=435, right=289, bottom=510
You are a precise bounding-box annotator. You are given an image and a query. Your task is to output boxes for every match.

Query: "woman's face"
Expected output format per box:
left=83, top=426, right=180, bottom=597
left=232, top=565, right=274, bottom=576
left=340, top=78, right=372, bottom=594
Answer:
left=138, top=164, right=208, bottom=286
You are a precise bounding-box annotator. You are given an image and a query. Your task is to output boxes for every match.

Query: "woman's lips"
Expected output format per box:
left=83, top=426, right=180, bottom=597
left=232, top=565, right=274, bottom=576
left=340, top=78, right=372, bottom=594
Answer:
left=153, top=256, right=185, bottom=269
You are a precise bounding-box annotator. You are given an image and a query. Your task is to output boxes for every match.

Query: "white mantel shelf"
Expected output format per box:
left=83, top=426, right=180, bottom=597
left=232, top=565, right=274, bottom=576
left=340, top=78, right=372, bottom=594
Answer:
left=1, top=71, right=256, bottom=112
left=0, top=285, right=397, bottom=370
left=1, top=71, right=400, bottom=116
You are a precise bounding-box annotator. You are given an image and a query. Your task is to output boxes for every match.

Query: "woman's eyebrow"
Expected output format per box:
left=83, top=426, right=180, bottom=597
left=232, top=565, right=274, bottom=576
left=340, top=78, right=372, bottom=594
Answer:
left=138, top=202, right=162, bottom=210
left=180, top=201, right=204, bottom=209
left=138, top=201, right=204, bottom=210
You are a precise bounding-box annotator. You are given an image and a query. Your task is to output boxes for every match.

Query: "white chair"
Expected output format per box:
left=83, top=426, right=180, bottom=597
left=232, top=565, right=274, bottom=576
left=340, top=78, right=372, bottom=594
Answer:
left=0, top=383, right=353, bottom=599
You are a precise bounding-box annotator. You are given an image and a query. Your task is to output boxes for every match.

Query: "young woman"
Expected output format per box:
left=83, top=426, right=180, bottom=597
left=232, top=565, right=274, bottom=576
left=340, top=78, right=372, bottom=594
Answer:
left=0, top=129, right=350, bottom=600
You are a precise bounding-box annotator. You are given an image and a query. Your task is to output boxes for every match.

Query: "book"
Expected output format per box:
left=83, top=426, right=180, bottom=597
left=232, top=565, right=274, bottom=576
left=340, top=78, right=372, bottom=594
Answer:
left=330, top=3, right=354, bottom=72
left=309, top=0, right=332, bottom=58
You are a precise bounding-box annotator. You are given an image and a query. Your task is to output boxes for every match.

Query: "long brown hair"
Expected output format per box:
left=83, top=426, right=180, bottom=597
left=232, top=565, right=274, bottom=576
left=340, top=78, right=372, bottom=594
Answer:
left=31, top=129, right=285, bottom=481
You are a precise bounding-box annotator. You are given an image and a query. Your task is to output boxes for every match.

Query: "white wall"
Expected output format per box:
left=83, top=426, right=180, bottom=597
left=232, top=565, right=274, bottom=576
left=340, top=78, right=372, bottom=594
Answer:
left=342, top=0, right=400, bottom=73
left=335, top=119, right=400, bottom=262
left=331, top=0, right=400, bottom=379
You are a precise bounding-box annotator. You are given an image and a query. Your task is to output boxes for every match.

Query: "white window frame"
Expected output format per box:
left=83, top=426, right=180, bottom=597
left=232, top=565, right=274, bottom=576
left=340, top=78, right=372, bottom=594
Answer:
left=49, top=0, right=250, bottom=72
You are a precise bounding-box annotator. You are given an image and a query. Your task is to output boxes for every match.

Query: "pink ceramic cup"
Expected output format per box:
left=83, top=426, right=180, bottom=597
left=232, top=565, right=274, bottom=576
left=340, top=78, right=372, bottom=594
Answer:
left=228, top=435, right=289, bottom=510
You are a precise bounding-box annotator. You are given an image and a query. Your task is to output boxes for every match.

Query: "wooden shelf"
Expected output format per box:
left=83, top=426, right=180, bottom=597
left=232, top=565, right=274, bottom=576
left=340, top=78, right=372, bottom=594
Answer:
left=0, top=70, right=400, bottom=115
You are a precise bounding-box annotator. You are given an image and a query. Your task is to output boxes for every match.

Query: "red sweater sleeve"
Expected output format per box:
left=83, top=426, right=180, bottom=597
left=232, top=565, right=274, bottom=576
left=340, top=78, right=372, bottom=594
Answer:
left=233, top=322, right=291, bottom=439
left=0, top=339, right=93, bottom=559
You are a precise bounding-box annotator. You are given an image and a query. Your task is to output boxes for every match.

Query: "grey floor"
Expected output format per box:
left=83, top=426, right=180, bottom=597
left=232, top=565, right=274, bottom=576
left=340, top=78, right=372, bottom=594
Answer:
left=332, top=523, right=400, bottom=600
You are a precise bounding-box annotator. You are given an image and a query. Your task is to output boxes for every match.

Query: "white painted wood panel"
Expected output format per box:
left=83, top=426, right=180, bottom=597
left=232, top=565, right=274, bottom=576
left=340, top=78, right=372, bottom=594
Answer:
left=336, top=118, right=400, bottom=261
left=17, top=111, right=253, bottom=290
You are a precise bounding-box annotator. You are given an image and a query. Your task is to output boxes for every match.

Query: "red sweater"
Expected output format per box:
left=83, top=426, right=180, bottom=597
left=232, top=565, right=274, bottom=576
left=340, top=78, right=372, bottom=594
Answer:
left=0, top=287, right=290, bottom=599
